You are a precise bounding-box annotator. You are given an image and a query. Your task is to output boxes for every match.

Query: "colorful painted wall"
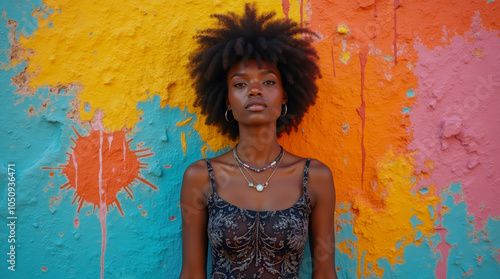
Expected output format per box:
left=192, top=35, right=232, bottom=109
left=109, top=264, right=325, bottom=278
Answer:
left=1, top=0, right=499, bottom=278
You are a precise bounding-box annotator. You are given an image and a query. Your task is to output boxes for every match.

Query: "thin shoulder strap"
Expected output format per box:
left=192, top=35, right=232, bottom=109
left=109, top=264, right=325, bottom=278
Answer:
left=303, top=158, right=311, bottom=192
left=205, top=159, right=216, bottom=193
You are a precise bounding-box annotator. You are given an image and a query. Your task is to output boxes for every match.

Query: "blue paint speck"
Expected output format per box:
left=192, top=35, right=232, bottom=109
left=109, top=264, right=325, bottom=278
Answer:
left=84, top=102, right=91, bottom=113
left=385, top=55, right=394, bottom=60
left=341, top=123, right=349, bottom=133
left=420, top=187, right=428, bottom=194
left=401, top=106, right=411, bottom=113
left=406, top=89, right=415, bottom=98
left=428, top=205, right=434, bottom=220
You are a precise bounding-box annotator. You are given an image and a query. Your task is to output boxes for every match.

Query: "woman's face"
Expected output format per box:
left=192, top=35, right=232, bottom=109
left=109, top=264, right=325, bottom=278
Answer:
left=226, top=60, right=286, bottom=126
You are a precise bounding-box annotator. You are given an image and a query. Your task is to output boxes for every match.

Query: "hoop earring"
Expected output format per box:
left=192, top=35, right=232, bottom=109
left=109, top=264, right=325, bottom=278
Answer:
left=280, top=104, right=287, bottom=117
left=225, top=109, right=235, bottom=122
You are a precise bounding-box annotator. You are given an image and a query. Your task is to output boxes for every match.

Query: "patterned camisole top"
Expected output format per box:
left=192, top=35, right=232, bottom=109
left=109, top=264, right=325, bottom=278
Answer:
left=205, top=158, right=312, bottom=279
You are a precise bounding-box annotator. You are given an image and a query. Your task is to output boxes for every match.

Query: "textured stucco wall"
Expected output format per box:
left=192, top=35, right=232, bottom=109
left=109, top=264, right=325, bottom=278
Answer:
left=1, top=0, right=499, bottom=278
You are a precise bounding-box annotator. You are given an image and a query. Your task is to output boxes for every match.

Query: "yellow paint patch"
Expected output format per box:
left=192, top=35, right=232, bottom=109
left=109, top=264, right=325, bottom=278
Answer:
left=13, top=0, right=305, bottom=151
left=181, top=132, right=187, bottom=156
left=337, top=24, right=350, bottom=35
left=340, top=51, right=350, bottom=64
left=176, top=117, right=193, bottom=126
left=200, top=145, right=208, bottom=158
left=343, top=149, right=440, bottom=278
left=474, top=48, right=483, bottom=57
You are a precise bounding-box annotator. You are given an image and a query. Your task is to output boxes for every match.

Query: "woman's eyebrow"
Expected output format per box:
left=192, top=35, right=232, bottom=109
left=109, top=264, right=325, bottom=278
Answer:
left=260, top=70, right=278, bottom=77
left=229, top=71, right=278, bottom=80
left=229, top=73, right=247, bottom=80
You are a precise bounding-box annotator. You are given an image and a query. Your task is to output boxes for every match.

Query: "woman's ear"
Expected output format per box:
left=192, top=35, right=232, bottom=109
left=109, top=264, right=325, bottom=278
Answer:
left=226, top=99, right=231, bottom=110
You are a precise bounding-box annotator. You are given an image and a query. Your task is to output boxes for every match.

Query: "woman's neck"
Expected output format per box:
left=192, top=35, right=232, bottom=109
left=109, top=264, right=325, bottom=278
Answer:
left=236, top=126, right=282, bottom=168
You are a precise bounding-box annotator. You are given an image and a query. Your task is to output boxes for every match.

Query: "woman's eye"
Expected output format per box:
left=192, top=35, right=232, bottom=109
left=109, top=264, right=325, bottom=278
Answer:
left=234, top=83, right=246, bottom=88
left=263, top=80, right=276, bottom=86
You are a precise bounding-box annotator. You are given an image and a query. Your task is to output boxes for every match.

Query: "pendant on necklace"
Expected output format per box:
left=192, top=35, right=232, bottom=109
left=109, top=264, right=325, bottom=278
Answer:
left=256, top=184, right=264, bottom=191
left=248, top=182, right=254, bottom=187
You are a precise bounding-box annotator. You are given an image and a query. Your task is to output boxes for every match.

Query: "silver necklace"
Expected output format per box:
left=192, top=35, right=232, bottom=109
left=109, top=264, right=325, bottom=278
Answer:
left=233, top=144, right=284, bottom=172
left=234, top=149, right=285, bottom=192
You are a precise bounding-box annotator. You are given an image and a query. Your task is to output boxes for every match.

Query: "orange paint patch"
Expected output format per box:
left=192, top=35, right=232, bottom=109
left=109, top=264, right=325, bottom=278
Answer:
left=52, top=127, right=157, bottom=216
left=41, top=267, right=47, bottom=272
left=49, top=172, right=54, bottom=177
left=141, top=211, right=147, bottom=216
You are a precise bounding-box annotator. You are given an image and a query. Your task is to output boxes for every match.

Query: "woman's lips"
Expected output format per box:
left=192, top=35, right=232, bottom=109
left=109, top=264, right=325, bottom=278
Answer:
left=246, top=104, right=266, bottom=111
left=245, top=99, right=267, bottom=111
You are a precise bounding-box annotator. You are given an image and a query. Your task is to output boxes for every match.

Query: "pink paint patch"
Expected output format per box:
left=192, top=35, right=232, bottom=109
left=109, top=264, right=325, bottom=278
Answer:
left=281, top=0, right=289, bottom=19
left=169, top=216, right=177, bottom=221
left=435, top=225, right=451, bottom=278
left=74, top=216, right=80, bottom=229
left=410, top=13, right=500, bottom=231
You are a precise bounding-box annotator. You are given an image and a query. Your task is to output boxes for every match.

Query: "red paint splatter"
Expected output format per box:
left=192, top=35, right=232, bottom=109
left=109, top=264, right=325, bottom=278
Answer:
left=49, top=172, right=54, bottom=177
left=331, top=36, right=336, bottom=77
left=393, top=0, right=400, bottom=64
left=169, top=216, right=177, bottom=221
left=356, top=53, right=368, bottom=190
left=282, top=0, right=290, bottom=20
left=300, top=0, right=304, bottom=28
left=41, top=267, right=47, bottom=272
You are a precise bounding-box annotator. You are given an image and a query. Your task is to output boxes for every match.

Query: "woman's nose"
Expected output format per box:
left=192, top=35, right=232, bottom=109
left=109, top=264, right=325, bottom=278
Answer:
left=248, top=88, right=263, bottom=97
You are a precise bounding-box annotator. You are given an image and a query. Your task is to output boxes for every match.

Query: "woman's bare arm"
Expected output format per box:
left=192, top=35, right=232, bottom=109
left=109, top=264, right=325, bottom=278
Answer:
left=308, top=159, right=338, bottom=279
left=179, top=160, right=210, bottom=279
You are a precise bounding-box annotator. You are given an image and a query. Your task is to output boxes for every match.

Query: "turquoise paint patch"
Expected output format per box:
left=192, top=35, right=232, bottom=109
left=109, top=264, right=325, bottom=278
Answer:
left=420, top=187, right=428, bottom=194
left=410, top=214, right=424, bottom=229
left=401, top=106, right=411, bottom=113
left=406, top=89, right=415, bottom=98
left=0, top=0, right=44, bottom=38
left=449, top=182, right=463, bottom=194
left=441, top=184, right=500, bottom=278
left=342, top=123, right=349, bottom=133
left=329, top=203, right=359, bottom=279
left=428, top=205, right=435, bottom=220
left=376, top=238, right=439, bottom=279
left=385, top=55, right=394, bottom=60
left=415, top=230, right=423, bottom=241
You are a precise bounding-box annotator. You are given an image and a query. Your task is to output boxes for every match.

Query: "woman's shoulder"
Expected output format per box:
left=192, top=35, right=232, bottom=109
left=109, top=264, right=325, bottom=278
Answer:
left=284, top=152, right=332, bottom=177
left=299, top=157, right=335, bottom=205
left=308, top=158, right=333, bottom=179
left=182, top=152, right=233, bottom=186
left=182, top=159, right=211, bottom=192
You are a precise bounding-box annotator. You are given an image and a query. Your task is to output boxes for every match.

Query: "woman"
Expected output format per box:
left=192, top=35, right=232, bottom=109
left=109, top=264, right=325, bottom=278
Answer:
left=180, top=3, right=336, bottom=278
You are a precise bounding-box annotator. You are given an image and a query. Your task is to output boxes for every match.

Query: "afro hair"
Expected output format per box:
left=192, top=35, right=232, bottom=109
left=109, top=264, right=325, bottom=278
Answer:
left=189, top=2, right=321, bottom=140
